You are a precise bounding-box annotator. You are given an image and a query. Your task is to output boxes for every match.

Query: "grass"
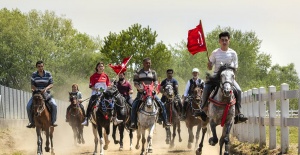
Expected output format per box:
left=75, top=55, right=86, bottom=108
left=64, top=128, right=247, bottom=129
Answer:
left=231, top=126, right=298, bottom=155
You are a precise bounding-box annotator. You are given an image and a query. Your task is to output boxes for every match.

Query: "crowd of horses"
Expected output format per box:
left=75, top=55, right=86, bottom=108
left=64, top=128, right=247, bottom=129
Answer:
left=30, top=64, right=237, bottom=155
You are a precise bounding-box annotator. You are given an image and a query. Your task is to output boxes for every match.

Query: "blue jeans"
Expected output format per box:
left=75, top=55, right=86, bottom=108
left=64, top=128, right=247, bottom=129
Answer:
left=131, top=92, right=168, bottom=124
left=26, top=97, right=57, bottom=124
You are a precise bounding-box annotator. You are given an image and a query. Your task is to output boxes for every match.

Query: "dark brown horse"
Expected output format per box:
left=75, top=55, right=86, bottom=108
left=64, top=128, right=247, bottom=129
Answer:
left=163, top=82, right=182, bottom=148
left=184, top=84, right=209, bottom=151
left=32, top=90, right=55, bottom=155
left=67, top=92, right=85, bottom=145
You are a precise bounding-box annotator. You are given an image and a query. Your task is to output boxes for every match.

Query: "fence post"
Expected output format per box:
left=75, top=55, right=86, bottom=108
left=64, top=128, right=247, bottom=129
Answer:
left=298, top=83, right=300, bottom=154
left=247, top=89, right=254, bottom=143
left=252, top=88, right=259, bottom=143
left=269, top=85, right=277, bottom=150
left=280, top=83, right=289, bottom=153
left=259, top=87, right=266, bottom=147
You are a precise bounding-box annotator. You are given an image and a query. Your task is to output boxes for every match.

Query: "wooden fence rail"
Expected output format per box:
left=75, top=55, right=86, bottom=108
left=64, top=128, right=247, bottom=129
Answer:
left=0, top=85, right=68, bottom=120
left=233, top=83, right=300, bottom=154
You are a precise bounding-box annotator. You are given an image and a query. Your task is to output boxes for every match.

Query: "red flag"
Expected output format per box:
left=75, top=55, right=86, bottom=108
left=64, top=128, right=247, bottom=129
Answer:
left=109, top=56, right=132, bottom=74
left=187, top=21, right=207, bottom=55
left=156, top=81, right=161, bottom=94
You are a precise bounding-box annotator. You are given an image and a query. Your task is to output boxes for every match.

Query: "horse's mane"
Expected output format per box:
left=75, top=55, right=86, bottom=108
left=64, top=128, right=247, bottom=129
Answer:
left=207, top=64, right=236, bottom=84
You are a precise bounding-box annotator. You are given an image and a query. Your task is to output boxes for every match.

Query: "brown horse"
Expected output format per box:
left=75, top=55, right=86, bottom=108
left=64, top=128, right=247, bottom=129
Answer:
left=184, top=84, right=209, bottom=151
left=163, top=82, right=182, bottom=148
left=32, top=90, right=55, bottom=155
left=67, top=92, right=85, bottom=145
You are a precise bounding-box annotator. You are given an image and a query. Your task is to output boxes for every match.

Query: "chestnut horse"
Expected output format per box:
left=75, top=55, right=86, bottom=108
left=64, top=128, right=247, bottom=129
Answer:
left=67, top=92, right=85, bottom=145
left=32, top=90, right=55, bottom=155
left=184, top=83, right=209, bottom=151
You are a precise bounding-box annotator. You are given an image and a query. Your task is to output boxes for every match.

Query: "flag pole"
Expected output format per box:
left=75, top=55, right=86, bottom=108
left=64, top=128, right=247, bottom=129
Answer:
left=200, top=20, right=210, bottom=62
left=111, top=55, right=133, bottom=85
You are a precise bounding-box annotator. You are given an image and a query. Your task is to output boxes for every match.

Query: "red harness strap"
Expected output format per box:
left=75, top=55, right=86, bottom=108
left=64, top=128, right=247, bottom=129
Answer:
left=208, top=97, right=236, bottom=127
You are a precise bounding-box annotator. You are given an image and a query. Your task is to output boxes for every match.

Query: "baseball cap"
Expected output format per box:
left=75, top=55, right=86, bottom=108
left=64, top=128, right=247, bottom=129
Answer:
left=192, top=68, right=199, bottom=73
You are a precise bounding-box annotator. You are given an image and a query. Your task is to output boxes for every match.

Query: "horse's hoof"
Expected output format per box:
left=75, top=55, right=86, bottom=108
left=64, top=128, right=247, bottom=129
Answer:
left=82, top=139, right=85, bottom=144
left=224, top=153, right=229, bottom=155
left=114, top=140, right=119, bottom=144
left=104, top=145, right=109, bottom=150
left=187, top=142, right=192, bottom=149
left=37, top=153, right=43, bottom=155
left=169, top=143, right=175, bottom=148
left=119, top=147, right=123, bottom=151
left=196, top=148, right=202, bottom=155
left=165, top=139, right=170, bottom=144
left=179, top=138, right=182, bottom=142
left=148, top=148, right=153, bottom=153
left=135, top=145, right=140, bottom=150
left=209, top=137, right=218, bottom=146
left=45, top=147, right=50, bottom=152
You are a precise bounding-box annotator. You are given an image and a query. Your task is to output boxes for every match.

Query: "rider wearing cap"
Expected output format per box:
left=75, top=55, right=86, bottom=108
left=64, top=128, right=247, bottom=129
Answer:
left=181, top=68, right=204, bottom=120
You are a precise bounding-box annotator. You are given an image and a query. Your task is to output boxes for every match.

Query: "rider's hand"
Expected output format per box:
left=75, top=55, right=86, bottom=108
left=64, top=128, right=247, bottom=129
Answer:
left=137, top=88, right=144, bottom=93
left=207, top=61, right=213, bottom=70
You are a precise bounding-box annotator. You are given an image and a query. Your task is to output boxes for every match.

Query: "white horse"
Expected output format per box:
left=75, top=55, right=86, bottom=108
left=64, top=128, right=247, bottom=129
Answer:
left=135, top=82, right=158, bottom=155
left=207, top=64, right=236, bottom=155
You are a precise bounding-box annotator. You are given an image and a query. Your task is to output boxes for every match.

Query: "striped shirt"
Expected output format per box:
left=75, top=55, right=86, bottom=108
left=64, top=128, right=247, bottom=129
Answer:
left=209, top=48, right=238, bottom=73
left=133, top=68, right=158, bottom=89
left=31, top=70, right=53, bottom=93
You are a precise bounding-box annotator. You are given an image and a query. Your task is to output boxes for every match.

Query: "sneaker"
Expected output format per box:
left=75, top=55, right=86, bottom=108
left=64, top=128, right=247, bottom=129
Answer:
left=234, top=114, right=248, bottom=124
left=26, top=123, right=35, bottom=128
left=113, top=117, right=123, bottom=125
left=129, top=123, right=137, bottom=130
left=51, top=123, right=58, bottom=127
left=81, top=117, right=89, bottom=126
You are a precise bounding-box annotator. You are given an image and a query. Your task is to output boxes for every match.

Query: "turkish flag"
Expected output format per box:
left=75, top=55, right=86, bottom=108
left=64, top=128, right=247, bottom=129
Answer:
left=109, top=56, right=132, bottom=74
left=187, top=21, right=207, bottom=55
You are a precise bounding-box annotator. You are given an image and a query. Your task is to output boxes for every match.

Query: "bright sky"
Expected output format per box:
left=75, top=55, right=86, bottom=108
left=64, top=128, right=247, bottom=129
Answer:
left=2, top=0, right=300, bottom=76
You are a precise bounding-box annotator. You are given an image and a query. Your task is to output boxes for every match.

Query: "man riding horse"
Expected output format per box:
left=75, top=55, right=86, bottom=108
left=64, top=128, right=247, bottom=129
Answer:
left=26, top=60, right=58, bottom=128
left=160, top=69, right=182, bottom=120
left=115, top=72, right=133, bottom=106
left=129, top=57, right=171, bottom=129
left=195, top=31, right=248, bottom=124
left=181, top=68, right=204, bottom=120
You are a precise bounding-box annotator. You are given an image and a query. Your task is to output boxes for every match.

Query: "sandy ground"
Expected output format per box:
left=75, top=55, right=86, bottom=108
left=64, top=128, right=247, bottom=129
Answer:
left=0, top=118, right=225, bottom=155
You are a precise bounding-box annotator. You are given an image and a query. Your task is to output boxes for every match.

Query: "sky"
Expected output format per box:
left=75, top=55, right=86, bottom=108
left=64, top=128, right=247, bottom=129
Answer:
left=1, top=0, right=300, bottom=76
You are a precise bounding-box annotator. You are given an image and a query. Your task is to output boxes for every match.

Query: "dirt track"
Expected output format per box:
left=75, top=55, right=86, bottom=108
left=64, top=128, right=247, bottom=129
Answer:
left=0, top=120, right=223, bottom=155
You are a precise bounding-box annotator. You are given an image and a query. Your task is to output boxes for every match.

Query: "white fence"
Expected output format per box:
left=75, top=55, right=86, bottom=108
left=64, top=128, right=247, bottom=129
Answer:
left=233, top=83, right=300, bottom=154
left=0, top=85, right=68, bottom=120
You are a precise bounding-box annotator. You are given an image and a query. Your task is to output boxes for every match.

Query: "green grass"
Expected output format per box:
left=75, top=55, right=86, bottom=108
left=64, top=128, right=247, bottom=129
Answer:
left=231, top=126, right=298, bottom=154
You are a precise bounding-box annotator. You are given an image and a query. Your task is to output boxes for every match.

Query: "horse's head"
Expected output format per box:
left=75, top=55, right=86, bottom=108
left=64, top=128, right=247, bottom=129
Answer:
left=164, top=82, right=174, bottom=100
left=69, top=92, right=78, bottom=105
left=32, top=90, right=46, bottom=115
left=219, top=65, right=235, bottom=97
left=142, top=82, right=155, bottom=108
left=100, top=87, right=116, bottom=115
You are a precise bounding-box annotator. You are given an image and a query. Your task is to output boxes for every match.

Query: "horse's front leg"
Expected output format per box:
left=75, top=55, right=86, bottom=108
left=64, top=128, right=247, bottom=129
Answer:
left=50, top=127, right=55, bottom=155
left=222, top=123, right=233, bottom=155
left=177, top=120, right=182, bottom=142
left=71, top=126, right=77, bottom=145
left=92, top=124, right=98, bottom=155
left=170, top=123, right=176, bottom=148
left=187, top=126, right=194, bottom=149
left=165, top=127, right=171, bottom=144
left=44, top=128, right=50, bottom=152
left=135, top=127, right=141, bottom=150
left=103, top=124, right=110, bottom=150
left=196, top=124, right=207, bottom=155
left=195, top=125, right=201, bottom=149
left=147, top=123, right=155, bottom=153
left=118, top=124, right=125, bottom=151
left=112, top=124, right=119, bottom=144
left=209, top=121, right=219, bottom=146
left=36, top=127, right=43, bottom=155
left=80, top=125, right=85, bottom=144
left=141, top=128, right=146, bottom=155
left=97, top=126, right=104, bottom=155
left=129, top=129, right=133, bottom=150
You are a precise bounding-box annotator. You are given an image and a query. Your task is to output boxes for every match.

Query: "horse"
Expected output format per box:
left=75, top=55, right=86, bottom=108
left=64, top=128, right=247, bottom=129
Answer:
left=184, top=83, right=209, bottom=151
left=67, top=92, right=85, bottom=145
left=32, top=90, right=55, bottom=155
left=90, top=87, right=115, bottom=155
left=112, top=86, right=134, bottom=151
left=206, top=64, right=236, bottom=155
left=135, top=82, right=158, bottom=155
left=163, top=82, right=182, bottom=148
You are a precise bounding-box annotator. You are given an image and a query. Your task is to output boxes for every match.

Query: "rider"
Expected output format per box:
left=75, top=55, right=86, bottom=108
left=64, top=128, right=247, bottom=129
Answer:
left=181, top=68, right=204, bottom=120
left=66, top=83, right=85, bottom=122
left=129, top=58, right=171, bottom=129
left=160, top=69, right=182, bottom=117
left=195, top=31, right=248, bottom=124
left=115, top=72, right=133, bottom=106
left=26, top=60, right=58, bottom=128
left=81, top=62, right=111, bottom=126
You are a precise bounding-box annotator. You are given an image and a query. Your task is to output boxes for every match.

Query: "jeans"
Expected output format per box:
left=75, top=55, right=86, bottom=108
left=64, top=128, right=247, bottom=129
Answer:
left=27, top=97, right=57, bottom=124
left=85, top=95, right=98, bottom=118
left=131, top=92, right=168, bottom=124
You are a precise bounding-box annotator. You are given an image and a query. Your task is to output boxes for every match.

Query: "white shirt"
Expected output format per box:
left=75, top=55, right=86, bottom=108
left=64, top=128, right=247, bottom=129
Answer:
left=183, top=78, right=204, bottom=97
left=209, top=48, right=238, bottom=73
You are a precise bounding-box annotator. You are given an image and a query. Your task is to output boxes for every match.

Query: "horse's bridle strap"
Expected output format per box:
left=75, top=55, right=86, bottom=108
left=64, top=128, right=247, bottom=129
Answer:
left=208, top=97, right=236, bottom=107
